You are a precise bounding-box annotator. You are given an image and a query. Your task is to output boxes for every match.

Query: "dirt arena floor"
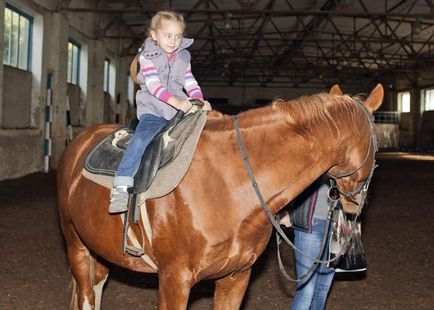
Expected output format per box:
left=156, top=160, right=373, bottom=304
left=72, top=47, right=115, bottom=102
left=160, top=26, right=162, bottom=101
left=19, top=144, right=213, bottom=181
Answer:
left=1, top=152, right=433, bottom=309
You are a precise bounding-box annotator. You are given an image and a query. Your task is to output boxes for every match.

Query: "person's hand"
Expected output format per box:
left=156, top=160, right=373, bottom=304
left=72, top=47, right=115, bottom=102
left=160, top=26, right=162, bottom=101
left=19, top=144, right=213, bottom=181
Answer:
left=178, top=99, right=192, bottom=113
left=202, top=100, right=212, bottom=112
left=168, top=97, right=192, bottom=113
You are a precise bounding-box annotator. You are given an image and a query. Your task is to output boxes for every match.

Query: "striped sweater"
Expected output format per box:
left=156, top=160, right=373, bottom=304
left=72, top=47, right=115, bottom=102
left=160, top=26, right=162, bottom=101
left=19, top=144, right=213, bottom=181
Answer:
left=139, top=54, right=204, bottom=104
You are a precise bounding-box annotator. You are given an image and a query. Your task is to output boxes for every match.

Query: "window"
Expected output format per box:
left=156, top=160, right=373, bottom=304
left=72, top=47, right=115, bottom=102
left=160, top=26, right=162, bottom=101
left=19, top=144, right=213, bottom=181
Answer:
left=3, top=5, right=32, bottom=70
left=67, top=40, right=80, bottom=85
left=422, top=88, right=434, bottom=111
left=397, top=91, right=410, bottom=113
left=104, top=58, right=110, bottom=93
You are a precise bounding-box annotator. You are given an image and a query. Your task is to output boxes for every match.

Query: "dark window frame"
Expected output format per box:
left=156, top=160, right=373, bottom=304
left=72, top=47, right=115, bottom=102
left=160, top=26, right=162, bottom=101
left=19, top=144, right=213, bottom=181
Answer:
left=3, top=4, right=33, bottom=71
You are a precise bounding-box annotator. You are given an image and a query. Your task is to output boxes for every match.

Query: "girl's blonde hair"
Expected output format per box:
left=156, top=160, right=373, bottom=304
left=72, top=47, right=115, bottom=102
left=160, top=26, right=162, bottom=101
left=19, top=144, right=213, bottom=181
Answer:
left=130, top=11, right=185, bottom=84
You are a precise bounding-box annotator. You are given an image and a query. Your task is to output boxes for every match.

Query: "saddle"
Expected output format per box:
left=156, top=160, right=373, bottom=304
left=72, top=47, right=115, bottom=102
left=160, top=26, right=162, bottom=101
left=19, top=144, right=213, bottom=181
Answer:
left=83, top=101, right=207, bottom=196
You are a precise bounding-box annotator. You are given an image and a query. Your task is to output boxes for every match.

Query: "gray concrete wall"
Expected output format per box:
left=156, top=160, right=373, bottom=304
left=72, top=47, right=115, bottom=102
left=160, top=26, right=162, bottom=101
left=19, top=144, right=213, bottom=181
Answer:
left=2, top=66, right=32, bottom=128
left=85, top=40, right=106, bottom=126
left=420, top=111, right=434, bottom=149
left=0, top=0, right=4, bottom=125
left=0, top=0, right=132, bottom=180
left=67, top=83, right=81, bottom=126
left=0, top=129, right=43, bottom=178
left=394, top=75, right=434, bottom=149
left=398, top=113, right=414, bottom=148
left=43, top=12, right=68, bottom=168
left=0, top=0, right=46, bottom=179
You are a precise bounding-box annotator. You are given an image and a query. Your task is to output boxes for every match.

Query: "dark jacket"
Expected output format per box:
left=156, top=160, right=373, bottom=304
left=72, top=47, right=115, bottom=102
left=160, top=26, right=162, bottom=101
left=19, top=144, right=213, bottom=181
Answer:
left=288, top=182, right=319, bottom=233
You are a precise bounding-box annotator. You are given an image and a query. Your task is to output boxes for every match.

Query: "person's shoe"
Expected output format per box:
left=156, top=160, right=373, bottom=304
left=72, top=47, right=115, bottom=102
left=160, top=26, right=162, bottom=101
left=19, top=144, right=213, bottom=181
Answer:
left=109, top=186, right=129, bottom=214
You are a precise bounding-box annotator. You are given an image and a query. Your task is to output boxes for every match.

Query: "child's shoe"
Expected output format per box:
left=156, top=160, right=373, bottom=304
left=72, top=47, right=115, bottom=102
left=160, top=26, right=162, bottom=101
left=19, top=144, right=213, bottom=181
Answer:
left=109, top=186, right=129, bottom=213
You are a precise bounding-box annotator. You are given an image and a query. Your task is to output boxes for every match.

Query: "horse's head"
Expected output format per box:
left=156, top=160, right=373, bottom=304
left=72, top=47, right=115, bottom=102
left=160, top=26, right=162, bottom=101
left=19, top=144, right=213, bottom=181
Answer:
left=327, top=84, right=383, bottom=214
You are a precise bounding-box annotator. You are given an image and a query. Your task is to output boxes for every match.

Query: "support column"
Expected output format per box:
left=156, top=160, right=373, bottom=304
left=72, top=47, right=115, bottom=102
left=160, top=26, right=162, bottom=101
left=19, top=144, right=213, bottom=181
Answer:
left=117, top=56, right=131, bottom=126
left=43, top=12, right=69, bottom=167
left=411, top=86, right=421, bottom=149
left=0, top=0, right=5, bottom=124
left=85, top=40, right=105, bottom=126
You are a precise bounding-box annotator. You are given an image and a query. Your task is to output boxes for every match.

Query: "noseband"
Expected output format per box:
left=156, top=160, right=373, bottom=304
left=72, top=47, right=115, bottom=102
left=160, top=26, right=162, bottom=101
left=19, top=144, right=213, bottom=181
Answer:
left=327, top=98, right=379, bottom=215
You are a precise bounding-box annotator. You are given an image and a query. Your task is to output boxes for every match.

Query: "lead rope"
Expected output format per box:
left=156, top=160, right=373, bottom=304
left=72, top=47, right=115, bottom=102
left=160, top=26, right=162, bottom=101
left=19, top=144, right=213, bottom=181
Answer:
left=233, top=115, right=343, bottom=283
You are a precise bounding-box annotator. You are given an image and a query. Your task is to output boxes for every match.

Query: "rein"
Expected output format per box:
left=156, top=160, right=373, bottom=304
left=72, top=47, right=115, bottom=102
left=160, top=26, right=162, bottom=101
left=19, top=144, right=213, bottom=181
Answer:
left=233, top=115, right=340, bottom=282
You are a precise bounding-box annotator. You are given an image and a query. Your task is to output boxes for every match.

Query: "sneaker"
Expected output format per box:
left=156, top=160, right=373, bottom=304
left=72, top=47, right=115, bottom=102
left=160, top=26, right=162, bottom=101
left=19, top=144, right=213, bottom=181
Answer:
left=109, top=187, right=129, bottom=213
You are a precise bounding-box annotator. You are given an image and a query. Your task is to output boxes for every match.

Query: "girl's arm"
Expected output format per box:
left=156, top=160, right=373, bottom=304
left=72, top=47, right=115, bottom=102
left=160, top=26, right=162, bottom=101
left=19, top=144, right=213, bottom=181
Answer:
left=184, top=63, right=204, bottom=100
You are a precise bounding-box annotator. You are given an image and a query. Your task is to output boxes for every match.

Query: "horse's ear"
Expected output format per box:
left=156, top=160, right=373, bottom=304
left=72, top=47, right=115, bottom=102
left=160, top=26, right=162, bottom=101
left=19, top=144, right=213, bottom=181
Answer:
left=364, top=83, right=384, bottom=113
left=329, top=84, right=343, bottom=95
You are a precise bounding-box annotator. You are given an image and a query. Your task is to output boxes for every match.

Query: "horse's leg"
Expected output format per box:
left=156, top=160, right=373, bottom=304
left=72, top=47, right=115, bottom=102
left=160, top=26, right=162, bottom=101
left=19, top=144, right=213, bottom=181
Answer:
left=158, top=268, right=195, bottom=310
left=214, top=268, right=252, bottom=310
left=68, top=242, right=109, bottom=310
left=92, top=257, right=110, bottom=310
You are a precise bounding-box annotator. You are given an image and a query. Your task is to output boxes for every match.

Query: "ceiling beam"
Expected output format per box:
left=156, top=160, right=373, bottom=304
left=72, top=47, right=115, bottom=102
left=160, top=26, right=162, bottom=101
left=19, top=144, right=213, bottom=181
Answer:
left=57, top=7, right=434, bottom=19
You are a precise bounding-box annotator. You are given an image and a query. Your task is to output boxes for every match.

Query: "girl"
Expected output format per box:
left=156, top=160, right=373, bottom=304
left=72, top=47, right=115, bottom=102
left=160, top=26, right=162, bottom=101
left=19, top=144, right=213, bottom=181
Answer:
left=110, top=11, right=210, bottom=213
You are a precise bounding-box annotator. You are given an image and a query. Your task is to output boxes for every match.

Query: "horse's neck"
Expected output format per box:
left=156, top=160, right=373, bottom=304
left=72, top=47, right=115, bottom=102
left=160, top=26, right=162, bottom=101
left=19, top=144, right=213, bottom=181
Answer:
left=236, top=108, right=342, bottom=214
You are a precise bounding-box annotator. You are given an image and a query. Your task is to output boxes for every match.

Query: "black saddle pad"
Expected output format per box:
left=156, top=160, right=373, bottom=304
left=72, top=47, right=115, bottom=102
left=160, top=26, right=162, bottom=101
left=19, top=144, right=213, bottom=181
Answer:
left=84, top=108, right=203, bottom=194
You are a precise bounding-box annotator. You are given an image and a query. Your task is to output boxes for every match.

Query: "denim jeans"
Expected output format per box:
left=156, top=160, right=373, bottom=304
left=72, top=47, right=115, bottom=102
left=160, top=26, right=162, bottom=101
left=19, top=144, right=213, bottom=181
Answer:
left=113, top=113, right=168, bottom=188
left=291, top=218, right=335, bottom=310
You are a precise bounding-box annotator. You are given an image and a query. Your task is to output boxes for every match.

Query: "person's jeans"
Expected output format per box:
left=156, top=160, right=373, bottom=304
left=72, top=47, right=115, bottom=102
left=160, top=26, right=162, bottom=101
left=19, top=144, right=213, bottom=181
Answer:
left=113, top=113, right=168, bottom=188
left=291, top=218, right=335, bottom=310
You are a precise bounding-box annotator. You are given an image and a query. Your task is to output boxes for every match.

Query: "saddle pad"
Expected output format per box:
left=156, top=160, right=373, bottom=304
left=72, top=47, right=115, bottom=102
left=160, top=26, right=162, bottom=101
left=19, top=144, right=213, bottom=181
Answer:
left=82, top=112, right=207, bottom=199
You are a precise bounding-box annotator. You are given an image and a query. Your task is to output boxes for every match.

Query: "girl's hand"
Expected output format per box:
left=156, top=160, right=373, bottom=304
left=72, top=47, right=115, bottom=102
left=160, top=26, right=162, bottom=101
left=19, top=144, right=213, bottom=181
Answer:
left=168, top=97, right=192, bottom=113
left=178, top=99, right=193, bottom=113
left=202, top=100, right=212, bottom=112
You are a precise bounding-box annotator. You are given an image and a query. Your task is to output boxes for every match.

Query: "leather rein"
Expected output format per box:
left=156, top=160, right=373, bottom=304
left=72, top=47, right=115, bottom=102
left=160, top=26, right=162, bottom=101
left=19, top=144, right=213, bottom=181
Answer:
left=233, top=98, right=377, bottom=282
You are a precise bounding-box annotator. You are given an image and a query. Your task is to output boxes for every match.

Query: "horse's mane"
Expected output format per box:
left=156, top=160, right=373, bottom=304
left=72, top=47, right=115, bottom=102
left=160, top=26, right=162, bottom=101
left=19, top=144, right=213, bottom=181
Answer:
left=272, top=93, right=362, bottom=137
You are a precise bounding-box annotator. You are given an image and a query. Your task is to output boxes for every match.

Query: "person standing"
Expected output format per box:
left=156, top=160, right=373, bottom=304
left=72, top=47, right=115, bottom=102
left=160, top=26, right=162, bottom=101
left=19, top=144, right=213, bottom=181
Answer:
left=283, top=175, right=336, bottom=309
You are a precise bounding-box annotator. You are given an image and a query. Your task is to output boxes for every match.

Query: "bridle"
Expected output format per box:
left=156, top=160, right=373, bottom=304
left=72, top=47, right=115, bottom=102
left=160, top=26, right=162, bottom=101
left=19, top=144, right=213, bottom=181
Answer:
left=327, top=97, right=379, bottom=216
left=233, top=96, right=378, bottom=282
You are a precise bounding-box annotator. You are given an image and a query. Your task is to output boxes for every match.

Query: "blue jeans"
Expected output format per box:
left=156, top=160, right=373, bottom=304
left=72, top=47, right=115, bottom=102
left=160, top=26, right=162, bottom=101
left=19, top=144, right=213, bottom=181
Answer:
left=291, top=218, right=335, bottom=310
left=113, top=114, right=168, bottom=188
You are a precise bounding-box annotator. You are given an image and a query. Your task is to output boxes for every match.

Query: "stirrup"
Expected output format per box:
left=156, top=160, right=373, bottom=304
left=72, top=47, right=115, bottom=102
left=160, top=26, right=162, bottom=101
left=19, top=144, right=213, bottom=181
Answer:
left=125, top=244, right=145, bottom=257
left=122, top=194, right=146, bottom=257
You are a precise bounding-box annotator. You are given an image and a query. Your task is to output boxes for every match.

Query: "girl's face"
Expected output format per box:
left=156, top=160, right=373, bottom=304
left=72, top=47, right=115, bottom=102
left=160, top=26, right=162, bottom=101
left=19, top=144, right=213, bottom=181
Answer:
left=151, top=20, right=184, bottom=54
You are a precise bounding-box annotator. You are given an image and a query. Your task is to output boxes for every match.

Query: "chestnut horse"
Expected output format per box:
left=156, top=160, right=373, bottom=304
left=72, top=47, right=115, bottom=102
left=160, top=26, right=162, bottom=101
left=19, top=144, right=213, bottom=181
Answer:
left=57, top=84, right=383, bottom=309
